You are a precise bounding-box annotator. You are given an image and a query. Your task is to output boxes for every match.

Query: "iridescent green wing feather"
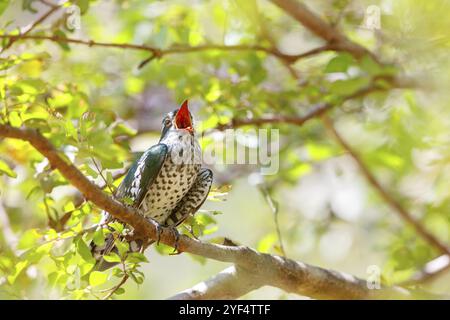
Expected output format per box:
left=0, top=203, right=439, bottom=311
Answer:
left=116, top=143, right=168, bottom=207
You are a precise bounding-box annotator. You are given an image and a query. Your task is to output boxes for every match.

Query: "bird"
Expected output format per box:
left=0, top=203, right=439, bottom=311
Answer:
left=92, top=100, right=213, bottom=270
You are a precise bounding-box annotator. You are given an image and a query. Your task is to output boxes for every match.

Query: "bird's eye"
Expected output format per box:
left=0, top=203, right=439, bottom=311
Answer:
left=164, top=118, right=171, bottom=126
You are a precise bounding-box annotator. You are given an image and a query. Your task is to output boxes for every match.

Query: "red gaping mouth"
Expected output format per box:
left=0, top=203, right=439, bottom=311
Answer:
left=175, top=100, right=193, bottom=133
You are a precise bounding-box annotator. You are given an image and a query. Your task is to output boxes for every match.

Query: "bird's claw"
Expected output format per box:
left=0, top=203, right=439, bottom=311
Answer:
left=169, top=226, right=180, bottom=254
left=155, top=223, right=163, bottom=246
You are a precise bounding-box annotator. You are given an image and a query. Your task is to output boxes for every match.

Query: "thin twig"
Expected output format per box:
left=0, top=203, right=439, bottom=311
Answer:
left=258, top=184, right=286, bottom=257
left=0, top=34, right=331, bottom=66
left=213, top=84, right=384, bottom=132
left=0, top=4, right=62, bottom=53
left=57, top=168, right=127, bottom=230
left=269, top=0, right=374, bottom=60
left=102, top=272, right=129, bottom=300
left=90, top=157, right=116, bottom=197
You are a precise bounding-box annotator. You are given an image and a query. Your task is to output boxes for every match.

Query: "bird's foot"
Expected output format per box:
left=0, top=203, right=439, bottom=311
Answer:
left=155, top=222, right=163, bottom=246
left=146, top=217, right=164, bottom=246
left=149, top=218, right=163, bottom=245
left=168, top=226, right=181, bottom=255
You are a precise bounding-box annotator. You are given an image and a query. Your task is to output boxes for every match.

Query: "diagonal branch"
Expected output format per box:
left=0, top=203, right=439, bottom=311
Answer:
left=0, top=3, right=62, bottom=53
left=401, top=255, right=450, bottom=285
left=321, top=116, right=450, bottom=257
left=269, top=0, right=374, bottom=59
left=0, top=123, right=412, bottom=299
left=0, top=125, right=150, bottom=236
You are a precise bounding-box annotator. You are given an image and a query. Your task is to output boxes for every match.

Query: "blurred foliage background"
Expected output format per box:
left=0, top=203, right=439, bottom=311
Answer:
left=0, top=0, right=449, bottom=299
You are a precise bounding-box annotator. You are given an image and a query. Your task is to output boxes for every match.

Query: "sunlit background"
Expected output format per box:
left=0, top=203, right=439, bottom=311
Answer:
left=1, top=0, right=450, bottom=299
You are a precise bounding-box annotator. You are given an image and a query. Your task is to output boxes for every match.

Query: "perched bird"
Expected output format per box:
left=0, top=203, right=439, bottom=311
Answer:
left=92, top=100, right=213, bottom=270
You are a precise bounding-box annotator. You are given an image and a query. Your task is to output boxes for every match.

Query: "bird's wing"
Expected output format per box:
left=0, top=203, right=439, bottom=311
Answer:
left=116, top=143, right=168, bottom=206
left=164, top=168, right=213, bottom=227
left=92, top=144, right=168, bottom=271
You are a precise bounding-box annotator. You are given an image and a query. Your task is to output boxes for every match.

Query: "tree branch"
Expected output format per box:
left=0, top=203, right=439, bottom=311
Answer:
left=0, top=125, right=150, bottom=236
left=269, top=0, right=374, bottom=59
left=169, top=266, right=261, bottom=300
left=401, top=255, right=450, bottom=285
left=168, top=260, right=412, bottom=300
left=0, top=34, right=329, bottom=65
left=215, top=84, right=383, bottom=131
left=0, top=3, right=62, bottom=53
left=0, top=123, right=413, bottom=299
left=321, top=116, right=450, bottom=259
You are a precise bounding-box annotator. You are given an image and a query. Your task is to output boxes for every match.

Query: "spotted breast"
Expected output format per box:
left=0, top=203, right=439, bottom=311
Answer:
left=138, top=129, right=202, bottom=223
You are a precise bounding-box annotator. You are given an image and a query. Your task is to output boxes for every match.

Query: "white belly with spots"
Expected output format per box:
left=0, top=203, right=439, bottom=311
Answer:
left=139, top=161, right=199, bottom=223
left=138, top=130, right=202, bottom=223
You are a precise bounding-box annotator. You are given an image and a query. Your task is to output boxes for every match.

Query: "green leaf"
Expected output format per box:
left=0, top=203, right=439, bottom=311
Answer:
left=196, top=213, right=216, bottom=226
left=203, top=225, right=218, bottom=235
left=329, top=77, right=370, bottom=95
left=0, top=159, right=16, bottom=178
left=18, top=228, right=41, bottom=249
left=125, top=77, right=144, bottom=94
left=154, top=242, right=175, bottom=255
left=106, top=171, right=114, bottom=187
left=109, top=221, right=124, bottom=234
left=122, top=196, right=134, bottom=206
left=7, top=261, right=28, bottom=284
left=0, top=0, right=9, bottom=16
left=360, top=55, right=382, bottom=76
left=325, top=53, right=355, bottom=73
left=17, top=78, right=46, bottom=94
left=75, top=237, right=95, bottom=263
left=114, top=287, right=125, bottom=295
left=81, top=164, right=99, bottom=178
left=205, top=82, right=221, bottom=102
left=129, top=271, right=144, bottom=284
left=79, top=261, right=95, bottom=276
left=54, top=30, right=70, bottom=51
left=126, top=252, right=148, bottom=264
left=48, top=92, right=73, bottom=109
left=22, top=0, right=37, bottom=13
left=257, top=233, right=277, bottom=253
left=112, top=123, right=137, bottom=138
left=89, top=271, right=108, bottom=287
left=306, top=142, right=334, bottom=160
left=115, top=240, right=129, bottom=258
left=9, top=85, right=23, bottom=96
left=93, top=228, right=105, bottom=247
left=103, top=252, right=121, bottom=263
left=75, top=0, right=90, bottom=14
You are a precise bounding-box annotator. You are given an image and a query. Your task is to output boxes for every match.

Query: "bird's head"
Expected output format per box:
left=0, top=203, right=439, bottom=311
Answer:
left=160, top=100, right=194, bottom=140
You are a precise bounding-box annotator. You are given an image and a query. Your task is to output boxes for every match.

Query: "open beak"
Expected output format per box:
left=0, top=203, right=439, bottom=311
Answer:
left=175, top=100, right=193, bottom=133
